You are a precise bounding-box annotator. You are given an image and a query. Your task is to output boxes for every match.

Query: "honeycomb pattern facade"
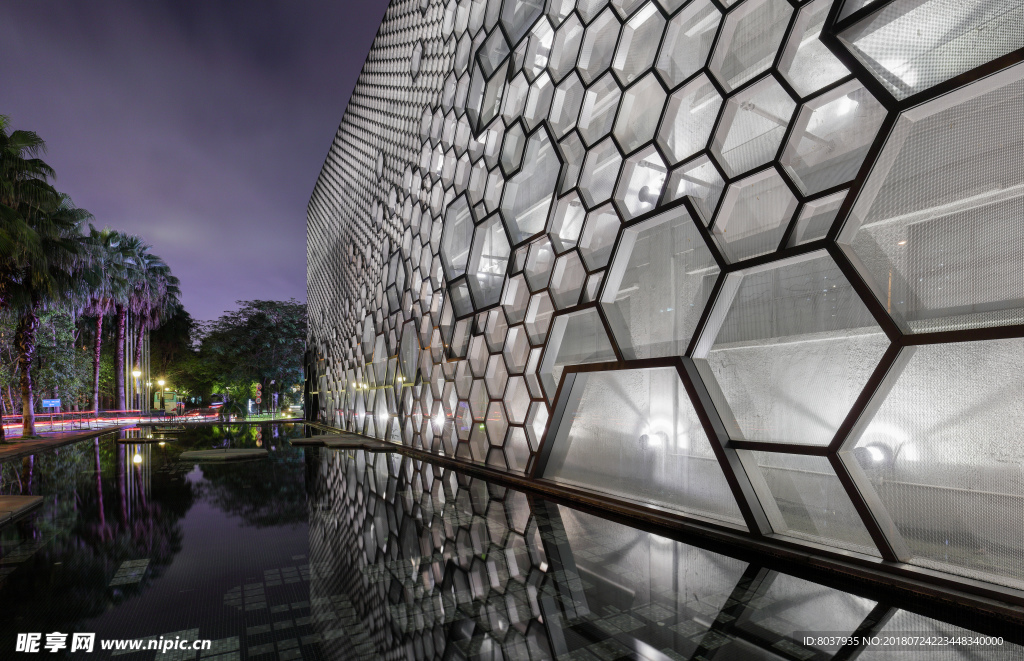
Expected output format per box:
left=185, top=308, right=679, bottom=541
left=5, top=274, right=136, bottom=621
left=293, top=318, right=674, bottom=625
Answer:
left=307, top=0, right=1024, bottom=594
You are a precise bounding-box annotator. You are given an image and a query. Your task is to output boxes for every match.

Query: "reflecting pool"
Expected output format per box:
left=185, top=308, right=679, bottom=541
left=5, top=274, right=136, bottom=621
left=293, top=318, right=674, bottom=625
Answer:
left=0, top=424, right=1019, bottom=659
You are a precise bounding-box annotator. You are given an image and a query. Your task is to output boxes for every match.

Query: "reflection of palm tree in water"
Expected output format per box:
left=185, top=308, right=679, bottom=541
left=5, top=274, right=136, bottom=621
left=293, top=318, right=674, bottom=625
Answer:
left=0, top=434, right=191, bottom=640
left=117, top=433, right=128, bottom=526
left=22, top=455, right=33, bottom=493
left=94, top=438, right=108, bottom=541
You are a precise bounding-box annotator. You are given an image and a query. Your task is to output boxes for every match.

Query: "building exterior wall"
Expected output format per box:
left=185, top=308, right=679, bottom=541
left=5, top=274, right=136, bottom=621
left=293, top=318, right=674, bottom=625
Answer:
left=307, top=0, right=1024, bottom=594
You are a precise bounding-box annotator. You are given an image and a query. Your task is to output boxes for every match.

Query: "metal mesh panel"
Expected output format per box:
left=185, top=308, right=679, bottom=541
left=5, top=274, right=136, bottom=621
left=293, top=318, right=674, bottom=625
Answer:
left=853, top=338, right=1024, bottom=589
left=842, top=63, right=1024, bottom=333
left=839, top=0, right=1024, bottom=99
left=542, top=367, right=746, bottom=526
left=748, top=451, right=880, bottom=555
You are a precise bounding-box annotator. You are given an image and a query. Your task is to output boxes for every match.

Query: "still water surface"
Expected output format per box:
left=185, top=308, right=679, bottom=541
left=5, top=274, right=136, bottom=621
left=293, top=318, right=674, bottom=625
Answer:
left=0, top=424, right=1019, bottom=660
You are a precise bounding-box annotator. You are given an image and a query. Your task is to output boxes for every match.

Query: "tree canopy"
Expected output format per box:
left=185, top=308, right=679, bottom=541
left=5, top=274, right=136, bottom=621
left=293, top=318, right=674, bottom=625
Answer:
left=200, top=299, right=307, bottom=407
left=149, top=300, right=307, bottom=412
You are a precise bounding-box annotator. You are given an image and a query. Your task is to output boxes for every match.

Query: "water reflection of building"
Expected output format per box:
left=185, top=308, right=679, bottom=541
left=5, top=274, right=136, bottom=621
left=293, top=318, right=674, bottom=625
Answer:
left=308, top=448, right=1020, bottom=659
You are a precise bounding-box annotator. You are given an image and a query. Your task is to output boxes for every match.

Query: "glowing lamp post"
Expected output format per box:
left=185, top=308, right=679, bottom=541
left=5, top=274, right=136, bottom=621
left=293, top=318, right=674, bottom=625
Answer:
left=158, top=379, right=166, bottom=413
left=132, top=368, right=141, bottom=413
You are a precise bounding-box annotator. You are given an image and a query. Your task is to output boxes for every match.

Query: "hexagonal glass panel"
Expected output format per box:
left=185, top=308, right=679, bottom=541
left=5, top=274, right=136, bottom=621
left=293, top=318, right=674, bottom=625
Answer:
left=501, top=0, right=545, bottom=46
left=524, top=72, right=555, bottom=129
left=693, top=250, right=890, bottom=446
left=711, top=75, right=796, bottom=178
left=410, top=40, right=423, bottom=79
left=450, top=279, right=474, bottom=317
left=711, top=168, right=797, bottom=263
left=538, top=308, right=616, bottom=398
left=578, top=138, right=623, bottom=207
left=611, top=3, right=667, bottom=85
left=468, top=215, right=512, bottom=308
left=399, top=321, right=420, bottom=383
left=504, top=375, right=531, bottom=425
left=485, top=353, right=509, bottom=398
left=778, top=0, right=850, bottom=98
left=612, top=0, right=647, bottom=17
left=526, top=399, right=549, bottom=448
left=781, top=81, right=887, bottom=195
left=549, top=192, right=587, bottom=252
left=468, top=160, right=489, bottom=206
left=852, top=337, right=1024, bottom=588
left=540, top=366, right=745, bottom=526
left=657, top=73, right=722, bottom=166
left=501, top=127, right=561, bottom=245
left=558, top=132, right=586, bottom=194
left=524, top=15, right=555, bottom=78
left=549, top=251, right=587, bottom=308
left=839, top=63, right=1024, bottom=333
left=469, top=335, right=490, bottom=377
left=578, top=8, right=621, bottom=84
left=838, top=0, right=1024, bottom=100
left=580, top=203, right=621, bottom=269
left=577, top=0, right=610, bottom=23
left=484, top=168, right=504, bottom=213
left=500, top=122, right=526, bottom=175
left=708, top=0, right=793, bottom=92
left=743, top=452, right=879, bottom=555
left=467, top=39, right=512, bottom=131
left=481, top=29, right=513, bottom=79
left=601, top=204, right=720, bottom=359
left=547, top=0, right=575, bottom=23
left=525, top=237, right=556, bottom=291
left=666, top=155, right=725, bottom=225
left=470, top=380, right=489, bottom=422
left=502, top=73, right=530, bottom=124
left=504, top=426, right=531, bottom=472
left=548, top=13, right=584, bottom=81
left=502, top=273, right=530, bottom=324
left=525, top=291, right=555, bottom=342
left=613, top=73, right=667, bottom=154
left=441, top=195, right=475, bottom=279
left=613, top=146, right=667, bottom=220
left=788, top=190, right=846, bottom=247
left=485, top=306, right=509, bottom=351
left=655, top=0, right=721, bottom=89
left=583, top=271, right=604, bottom=303
left=577, top=73, right=621, bottom=146
left=503, top=325, right=531, bottom=373
left=549, top=72, right=586, bottom=138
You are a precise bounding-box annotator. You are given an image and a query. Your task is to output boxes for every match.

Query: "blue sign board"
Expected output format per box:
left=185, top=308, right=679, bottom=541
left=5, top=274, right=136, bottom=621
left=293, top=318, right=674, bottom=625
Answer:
left=41, top=399, right=61, bottom=408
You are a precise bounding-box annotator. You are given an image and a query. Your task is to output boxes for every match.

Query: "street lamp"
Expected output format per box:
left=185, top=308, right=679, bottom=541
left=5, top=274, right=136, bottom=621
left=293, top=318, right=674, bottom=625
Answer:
left=132, top=368, right=141, bottom=413
left=158, top=379, right=166, bottom=412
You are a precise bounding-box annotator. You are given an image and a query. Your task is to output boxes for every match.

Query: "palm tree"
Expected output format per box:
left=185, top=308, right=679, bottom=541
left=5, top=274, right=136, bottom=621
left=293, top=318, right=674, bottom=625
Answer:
left=110, top=234, right=150, bottom=411
left=0, top=117, right=90, bottom=438
left=82, top=226, right=133, bottom=415
left=0, top=114, right=55, bottom=312
left=129, top=248, right=180, bottom=410
left=7, top=193, right=90, bottom=436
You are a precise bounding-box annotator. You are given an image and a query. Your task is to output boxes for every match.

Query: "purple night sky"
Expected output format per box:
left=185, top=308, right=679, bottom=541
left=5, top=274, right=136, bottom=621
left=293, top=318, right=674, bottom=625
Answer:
left=0, top=0, right=390, bottom=320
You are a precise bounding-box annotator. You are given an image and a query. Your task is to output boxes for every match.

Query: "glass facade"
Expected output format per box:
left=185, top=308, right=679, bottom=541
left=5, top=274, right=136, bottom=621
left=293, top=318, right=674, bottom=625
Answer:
left=306, top=0, right=1024, bottom=597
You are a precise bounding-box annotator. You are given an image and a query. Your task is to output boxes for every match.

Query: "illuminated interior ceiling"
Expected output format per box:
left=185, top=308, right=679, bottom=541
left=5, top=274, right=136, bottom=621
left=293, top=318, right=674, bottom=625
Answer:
left=306, top=0, right=1024, bottom=596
